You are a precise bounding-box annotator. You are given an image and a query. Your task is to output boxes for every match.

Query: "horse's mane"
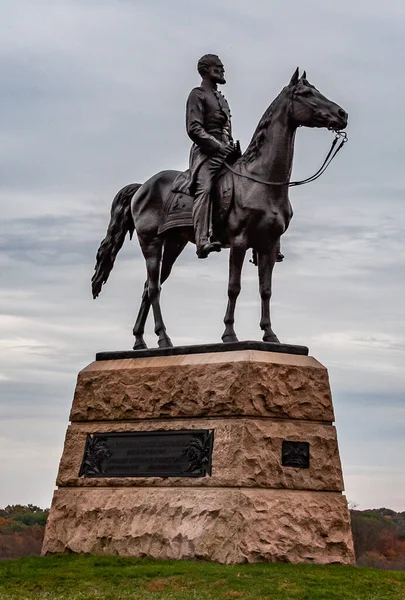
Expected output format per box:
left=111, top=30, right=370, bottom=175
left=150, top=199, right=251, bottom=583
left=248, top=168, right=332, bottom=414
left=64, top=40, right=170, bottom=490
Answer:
left=240, top=87, right=289, bottom=164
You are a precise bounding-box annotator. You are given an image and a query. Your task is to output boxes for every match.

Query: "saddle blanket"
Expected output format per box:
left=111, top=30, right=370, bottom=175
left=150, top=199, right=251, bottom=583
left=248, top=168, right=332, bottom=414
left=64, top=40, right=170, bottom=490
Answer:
left=158, top=169, right=233, bottom=235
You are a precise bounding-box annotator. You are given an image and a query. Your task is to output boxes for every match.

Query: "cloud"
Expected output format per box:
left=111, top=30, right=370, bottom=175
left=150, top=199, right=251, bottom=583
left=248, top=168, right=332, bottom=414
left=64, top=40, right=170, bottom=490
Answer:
left=0, top=0, right=404, bottom=510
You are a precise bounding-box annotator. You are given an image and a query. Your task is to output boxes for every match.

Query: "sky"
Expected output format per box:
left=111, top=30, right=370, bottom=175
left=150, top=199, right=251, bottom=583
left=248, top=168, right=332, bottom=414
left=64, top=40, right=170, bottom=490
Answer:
left=1, top=0, right=404, bottom=511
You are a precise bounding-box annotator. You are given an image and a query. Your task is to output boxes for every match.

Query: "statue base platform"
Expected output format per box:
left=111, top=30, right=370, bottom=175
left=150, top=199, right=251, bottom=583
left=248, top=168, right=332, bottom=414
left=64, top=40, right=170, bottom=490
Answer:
left=42, top=345, right=355, bottom=564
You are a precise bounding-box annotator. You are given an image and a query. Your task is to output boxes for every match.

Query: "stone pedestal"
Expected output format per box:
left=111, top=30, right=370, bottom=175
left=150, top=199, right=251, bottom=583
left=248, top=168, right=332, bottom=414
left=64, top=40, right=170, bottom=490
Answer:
left=42, top=347, right=355, bottom=564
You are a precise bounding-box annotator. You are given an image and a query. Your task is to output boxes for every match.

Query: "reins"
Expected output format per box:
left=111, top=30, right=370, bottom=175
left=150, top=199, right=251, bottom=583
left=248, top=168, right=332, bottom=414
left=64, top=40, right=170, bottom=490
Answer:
left=225, top=130, right=348, bottom=187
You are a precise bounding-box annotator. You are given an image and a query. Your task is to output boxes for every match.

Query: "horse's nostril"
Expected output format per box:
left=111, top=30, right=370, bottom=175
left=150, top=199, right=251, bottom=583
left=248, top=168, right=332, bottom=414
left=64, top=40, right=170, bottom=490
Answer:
left=338, top=108, right=346, bottom=117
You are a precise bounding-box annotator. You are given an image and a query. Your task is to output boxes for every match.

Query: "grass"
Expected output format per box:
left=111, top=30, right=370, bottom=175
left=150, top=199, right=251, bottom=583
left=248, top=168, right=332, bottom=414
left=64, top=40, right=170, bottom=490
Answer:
left=0, top=555, right=405, bottom=599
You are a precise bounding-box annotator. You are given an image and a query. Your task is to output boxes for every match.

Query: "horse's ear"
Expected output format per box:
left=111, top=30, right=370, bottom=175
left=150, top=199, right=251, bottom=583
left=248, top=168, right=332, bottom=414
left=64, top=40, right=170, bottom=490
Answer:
left=301, top=70, right=307, bottom=80
left=289, top=67, right=299, bottom=86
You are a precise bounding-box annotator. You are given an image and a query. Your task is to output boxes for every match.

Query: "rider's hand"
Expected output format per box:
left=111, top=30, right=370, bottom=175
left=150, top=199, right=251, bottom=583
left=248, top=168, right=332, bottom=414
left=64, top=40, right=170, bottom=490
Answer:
left=218, top=143, right=234, bottom=157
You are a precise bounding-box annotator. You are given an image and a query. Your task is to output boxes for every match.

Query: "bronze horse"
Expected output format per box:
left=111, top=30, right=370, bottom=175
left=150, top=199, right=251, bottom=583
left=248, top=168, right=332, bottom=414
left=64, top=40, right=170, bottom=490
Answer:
left=92, top=69, right=348, bottom=349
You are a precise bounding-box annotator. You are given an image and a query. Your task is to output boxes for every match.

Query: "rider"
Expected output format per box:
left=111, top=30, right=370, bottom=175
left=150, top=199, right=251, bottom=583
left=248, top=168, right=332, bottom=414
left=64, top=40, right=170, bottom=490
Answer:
left=186, top=54, right=237, bottom=259
left=185, top=54, right=284, bottom=262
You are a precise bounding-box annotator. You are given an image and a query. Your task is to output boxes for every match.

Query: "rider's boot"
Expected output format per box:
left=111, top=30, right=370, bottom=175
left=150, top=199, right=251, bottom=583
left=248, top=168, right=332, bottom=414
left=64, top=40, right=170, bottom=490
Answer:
left=193, top=183, right=222, bottom=258
left=196, top=238, right=222, bottom=259
left=194, top=208, right=221, bottom=258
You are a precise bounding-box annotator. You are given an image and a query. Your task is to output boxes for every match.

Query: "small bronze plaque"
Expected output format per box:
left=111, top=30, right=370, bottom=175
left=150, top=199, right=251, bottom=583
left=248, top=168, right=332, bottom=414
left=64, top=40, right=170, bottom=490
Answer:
left=282, top=441, right=310, bottom=468
left=79, top=430, right=214, bottom=478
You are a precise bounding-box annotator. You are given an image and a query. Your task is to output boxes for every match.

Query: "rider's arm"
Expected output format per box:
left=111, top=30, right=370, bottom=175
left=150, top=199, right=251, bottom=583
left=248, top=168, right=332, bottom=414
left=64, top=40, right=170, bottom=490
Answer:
left=224, top=100, right=234, bottom=144
left=186, top=88, right=223, bottom=155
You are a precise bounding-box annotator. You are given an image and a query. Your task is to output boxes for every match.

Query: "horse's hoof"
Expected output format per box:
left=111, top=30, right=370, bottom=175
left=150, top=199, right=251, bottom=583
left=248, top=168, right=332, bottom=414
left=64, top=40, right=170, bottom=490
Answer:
left=158, top=336, right=173, bottom=348
left=263, top=333, right=280, bottom=344
left=133, top=338, right=148, bottom=350
left=222, top=334, right=239, bottom=343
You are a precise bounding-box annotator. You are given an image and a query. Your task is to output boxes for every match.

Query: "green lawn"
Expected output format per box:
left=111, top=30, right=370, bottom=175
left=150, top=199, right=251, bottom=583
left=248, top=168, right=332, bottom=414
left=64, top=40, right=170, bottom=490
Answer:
left=0, top=555, right=404, bottom=600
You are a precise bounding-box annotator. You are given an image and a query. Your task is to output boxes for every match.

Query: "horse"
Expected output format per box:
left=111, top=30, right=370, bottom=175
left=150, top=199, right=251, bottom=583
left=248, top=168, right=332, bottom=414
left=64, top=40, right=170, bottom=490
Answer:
left=92, top=68, right=348, bottom=350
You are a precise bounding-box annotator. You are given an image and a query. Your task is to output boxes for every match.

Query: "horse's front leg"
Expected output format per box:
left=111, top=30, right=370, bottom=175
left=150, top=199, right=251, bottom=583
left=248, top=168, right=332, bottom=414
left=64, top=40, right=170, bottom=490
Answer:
left=222, top=242, right=246, bottom=343
left=258, top=247, right=280, bottom=343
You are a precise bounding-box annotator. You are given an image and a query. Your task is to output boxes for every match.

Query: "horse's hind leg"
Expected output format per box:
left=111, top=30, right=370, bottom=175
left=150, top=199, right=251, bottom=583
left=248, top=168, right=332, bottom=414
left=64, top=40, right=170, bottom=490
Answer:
left=160, top=234, right=188, bottom=285
left=133, top=280, right=150, bottom=350
left=139, top=235, right=173, bottom=348
left=132, top=235, right=188, bottom=350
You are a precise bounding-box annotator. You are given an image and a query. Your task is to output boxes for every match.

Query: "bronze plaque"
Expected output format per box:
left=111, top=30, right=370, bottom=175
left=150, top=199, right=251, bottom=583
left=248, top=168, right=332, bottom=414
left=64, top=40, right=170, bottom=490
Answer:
left=282, top=441, right=310, bottom=468
left=79, top=430, right=214, bottom=478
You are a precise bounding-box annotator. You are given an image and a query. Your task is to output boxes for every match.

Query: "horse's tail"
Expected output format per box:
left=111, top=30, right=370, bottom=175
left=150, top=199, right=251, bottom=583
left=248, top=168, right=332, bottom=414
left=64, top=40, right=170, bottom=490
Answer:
left=91, top=183, right=142, bottom=298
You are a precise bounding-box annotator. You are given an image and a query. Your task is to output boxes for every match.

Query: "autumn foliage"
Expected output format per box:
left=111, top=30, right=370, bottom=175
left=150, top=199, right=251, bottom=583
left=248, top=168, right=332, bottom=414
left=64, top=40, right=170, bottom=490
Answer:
left=0, top=504, right=49, bottom=559
left=351, top=508, right=405, bottom=570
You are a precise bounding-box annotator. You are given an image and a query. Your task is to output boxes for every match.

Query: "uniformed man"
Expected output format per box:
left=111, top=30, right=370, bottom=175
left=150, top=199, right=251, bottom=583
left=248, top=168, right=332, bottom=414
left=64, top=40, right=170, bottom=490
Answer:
left=186, top=54, right=237, bottom=258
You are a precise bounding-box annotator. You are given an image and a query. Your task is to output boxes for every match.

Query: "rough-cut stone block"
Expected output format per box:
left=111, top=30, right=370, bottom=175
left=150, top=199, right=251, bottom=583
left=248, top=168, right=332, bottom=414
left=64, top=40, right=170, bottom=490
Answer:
left=241, top=419, right=343, bottom=491
left=56, top=419, right=343, bottom=492
left=42, top=487, right=355, bottom=565
left=70, top=351, right=334, bottom=423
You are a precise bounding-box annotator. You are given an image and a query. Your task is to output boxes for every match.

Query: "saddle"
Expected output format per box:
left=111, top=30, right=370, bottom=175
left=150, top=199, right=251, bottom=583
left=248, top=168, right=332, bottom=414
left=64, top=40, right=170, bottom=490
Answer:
left=158, top=168, right=233, bottom=236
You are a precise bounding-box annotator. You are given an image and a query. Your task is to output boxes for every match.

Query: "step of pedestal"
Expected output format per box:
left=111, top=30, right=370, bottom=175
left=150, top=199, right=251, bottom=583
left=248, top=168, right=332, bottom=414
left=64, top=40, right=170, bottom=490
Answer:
left=70, top=351, right=334, bottom=422
left=57, top=418, right=344, bottom=492
left=42, top=487, right=355, bottom=564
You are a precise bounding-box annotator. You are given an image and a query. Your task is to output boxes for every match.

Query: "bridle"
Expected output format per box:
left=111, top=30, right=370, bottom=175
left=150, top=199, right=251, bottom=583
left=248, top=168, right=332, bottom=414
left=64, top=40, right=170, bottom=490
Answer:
left=225, top=129, right=348, bottom=187
left=224, top=82, right=348, bottom=187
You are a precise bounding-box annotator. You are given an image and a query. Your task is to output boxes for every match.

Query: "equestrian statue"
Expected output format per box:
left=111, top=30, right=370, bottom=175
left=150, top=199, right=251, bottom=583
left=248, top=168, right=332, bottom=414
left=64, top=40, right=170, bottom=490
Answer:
left=92, top=55, right=348, bottom=350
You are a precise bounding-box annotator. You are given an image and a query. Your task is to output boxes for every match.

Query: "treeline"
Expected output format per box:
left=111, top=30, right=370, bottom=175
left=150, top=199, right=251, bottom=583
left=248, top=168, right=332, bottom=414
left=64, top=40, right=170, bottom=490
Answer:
left=0, top=505, right=49, bottom=559
left=351, top=507, right=405, bottom=570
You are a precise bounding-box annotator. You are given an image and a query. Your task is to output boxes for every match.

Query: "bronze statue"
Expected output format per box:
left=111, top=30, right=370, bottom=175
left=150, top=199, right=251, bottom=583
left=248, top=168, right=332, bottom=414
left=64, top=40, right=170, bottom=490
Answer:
left=92, top=64, right=348, bottom=350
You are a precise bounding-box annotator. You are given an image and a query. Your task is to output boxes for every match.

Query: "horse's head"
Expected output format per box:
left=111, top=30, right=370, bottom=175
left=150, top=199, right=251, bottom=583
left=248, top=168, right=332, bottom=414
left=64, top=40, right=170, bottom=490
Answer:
left=288, top=68, right=348, bottom=131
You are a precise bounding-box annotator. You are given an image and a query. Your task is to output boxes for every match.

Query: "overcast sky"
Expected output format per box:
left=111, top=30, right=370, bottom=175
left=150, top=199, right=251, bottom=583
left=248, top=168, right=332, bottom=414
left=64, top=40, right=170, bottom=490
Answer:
left=1, top=0, right=404, bottom=511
